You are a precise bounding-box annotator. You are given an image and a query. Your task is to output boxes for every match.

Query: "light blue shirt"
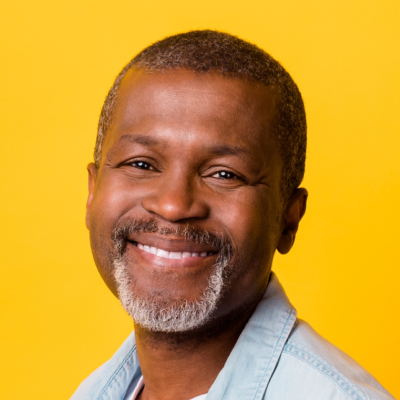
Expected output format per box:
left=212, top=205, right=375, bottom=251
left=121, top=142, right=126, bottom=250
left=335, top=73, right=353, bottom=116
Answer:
left=71, top=273, right=394, bottom=400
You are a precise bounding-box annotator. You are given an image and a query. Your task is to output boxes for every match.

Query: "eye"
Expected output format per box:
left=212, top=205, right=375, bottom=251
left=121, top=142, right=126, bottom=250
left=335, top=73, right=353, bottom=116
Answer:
left=212, top=171, right=239, bottom=180
left=132, top=160, right=154, bottom=170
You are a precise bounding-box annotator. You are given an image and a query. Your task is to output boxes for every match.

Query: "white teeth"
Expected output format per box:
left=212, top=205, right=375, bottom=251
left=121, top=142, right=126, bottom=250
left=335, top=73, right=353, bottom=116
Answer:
left=156, top=248, right=169, bottom=258
left=150, top=246, right=157, bottom=254
left=169, top=251, right=182, bottom=259
left=136, top=243, right=212, bottom=260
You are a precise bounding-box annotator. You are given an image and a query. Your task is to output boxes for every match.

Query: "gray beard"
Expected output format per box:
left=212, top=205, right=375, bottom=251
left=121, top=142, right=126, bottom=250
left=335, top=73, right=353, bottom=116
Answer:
left=113, top=254, right=229, bottom=332
left=111, top=218, right=233, bottom=333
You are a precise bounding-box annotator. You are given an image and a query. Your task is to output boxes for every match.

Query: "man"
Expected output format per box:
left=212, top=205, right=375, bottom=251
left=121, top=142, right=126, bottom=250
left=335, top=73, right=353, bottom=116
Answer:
left=72, top=30, right=394, bottom=400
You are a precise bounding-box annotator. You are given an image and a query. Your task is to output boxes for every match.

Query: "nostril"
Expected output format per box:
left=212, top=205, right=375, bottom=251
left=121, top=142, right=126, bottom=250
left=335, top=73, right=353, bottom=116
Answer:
left=141, top=191, right=210, bottom=222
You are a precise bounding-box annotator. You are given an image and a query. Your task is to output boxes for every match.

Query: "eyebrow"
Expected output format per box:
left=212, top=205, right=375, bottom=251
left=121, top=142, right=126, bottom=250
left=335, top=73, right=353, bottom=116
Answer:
left=116, top=134, right=168, bottom=147
left=115, top=134, right=249, bottom=158
left=206, top=144, right=249, bottom=158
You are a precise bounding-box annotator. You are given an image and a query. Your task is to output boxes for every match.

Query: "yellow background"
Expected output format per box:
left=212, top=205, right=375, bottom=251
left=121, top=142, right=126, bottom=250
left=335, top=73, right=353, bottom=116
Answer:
left=1, top=0, right=399, bottom=398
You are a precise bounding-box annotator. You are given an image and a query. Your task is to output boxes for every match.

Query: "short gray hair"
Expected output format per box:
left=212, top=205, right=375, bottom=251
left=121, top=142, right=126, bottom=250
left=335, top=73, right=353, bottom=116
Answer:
left=94, top=30, right=306, bottom=200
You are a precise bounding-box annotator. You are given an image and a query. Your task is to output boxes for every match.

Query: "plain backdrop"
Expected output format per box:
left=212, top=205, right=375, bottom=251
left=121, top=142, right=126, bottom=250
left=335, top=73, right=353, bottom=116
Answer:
left=0, top=0, right=399, bottom=398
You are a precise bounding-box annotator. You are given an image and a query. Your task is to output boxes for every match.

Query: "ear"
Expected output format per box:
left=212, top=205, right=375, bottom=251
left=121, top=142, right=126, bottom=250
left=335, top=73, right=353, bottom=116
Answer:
left=86, top=163, right=98, bottom=230
left=277, top=188, right=308, bottom=254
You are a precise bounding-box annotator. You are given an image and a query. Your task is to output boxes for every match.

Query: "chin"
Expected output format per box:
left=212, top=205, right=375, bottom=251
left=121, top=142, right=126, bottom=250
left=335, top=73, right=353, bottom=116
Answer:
left=113, top=254, right=229, bottom=333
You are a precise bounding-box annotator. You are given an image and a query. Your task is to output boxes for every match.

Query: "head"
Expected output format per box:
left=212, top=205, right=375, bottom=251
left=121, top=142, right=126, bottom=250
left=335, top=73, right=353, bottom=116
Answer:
left=86, top=30, right=307, bottom=333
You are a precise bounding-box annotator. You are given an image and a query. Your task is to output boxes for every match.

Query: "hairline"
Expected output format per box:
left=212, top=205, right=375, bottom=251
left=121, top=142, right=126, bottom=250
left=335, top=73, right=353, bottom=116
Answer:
left=94, top=30, right=306, bottom=202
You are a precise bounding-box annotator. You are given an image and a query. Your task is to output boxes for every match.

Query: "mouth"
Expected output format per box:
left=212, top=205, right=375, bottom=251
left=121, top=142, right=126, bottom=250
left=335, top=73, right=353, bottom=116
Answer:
left=125, top=233, right=220, bottom=265
left=133, top=241, right=215, bottom=260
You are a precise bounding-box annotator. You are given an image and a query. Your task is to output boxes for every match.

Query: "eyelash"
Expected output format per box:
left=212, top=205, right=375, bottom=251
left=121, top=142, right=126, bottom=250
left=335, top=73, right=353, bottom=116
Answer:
left=130, top=160, right=242, bottom=181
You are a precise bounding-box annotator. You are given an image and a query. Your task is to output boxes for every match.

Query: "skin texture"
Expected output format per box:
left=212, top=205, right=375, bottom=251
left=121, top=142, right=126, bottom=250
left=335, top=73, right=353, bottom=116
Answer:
left=86, top=69, right=307, bottom=400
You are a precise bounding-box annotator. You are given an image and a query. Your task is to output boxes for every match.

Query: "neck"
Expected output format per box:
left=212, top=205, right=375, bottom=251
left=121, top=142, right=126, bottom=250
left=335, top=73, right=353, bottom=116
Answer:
left=135, top=303, right=257, bottom=400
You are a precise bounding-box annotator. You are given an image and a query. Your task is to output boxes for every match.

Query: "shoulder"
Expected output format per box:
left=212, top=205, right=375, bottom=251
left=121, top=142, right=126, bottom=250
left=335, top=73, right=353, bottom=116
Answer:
left=70, top=332, right=139, bottom=400
left=266, top=320, right=394, bottom=400
left=70, top=362, right=109, bottom=400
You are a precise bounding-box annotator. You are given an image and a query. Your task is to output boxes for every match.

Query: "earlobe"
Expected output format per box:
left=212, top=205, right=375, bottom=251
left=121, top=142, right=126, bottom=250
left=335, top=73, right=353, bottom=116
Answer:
left=277, top=188, right=308, bottom=255
left=86, top=163, right=98, bottom=230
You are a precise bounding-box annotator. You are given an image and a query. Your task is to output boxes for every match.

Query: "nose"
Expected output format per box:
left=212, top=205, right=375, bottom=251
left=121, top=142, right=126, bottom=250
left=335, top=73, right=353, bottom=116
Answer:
left=141, top=173, right=210, bottom=222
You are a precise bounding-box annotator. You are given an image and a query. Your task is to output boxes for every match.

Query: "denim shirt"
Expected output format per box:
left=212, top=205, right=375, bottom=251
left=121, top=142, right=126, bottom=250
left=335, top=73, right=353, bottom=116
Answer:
left=71, top=273, right=394, bottom=400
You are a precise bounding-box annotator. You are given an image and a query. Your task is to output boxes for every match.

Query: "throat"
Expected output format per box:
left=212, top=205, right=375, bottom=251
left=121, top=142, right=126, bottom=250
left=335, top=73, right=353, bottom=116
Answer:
left=133, top=302, right=257, bottom=400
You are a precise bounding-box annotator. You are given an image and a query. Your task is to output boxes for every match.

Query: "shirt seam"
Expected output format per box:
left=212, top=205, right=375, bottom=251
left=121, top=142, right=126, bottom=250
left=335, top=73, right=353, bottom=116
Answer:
left=95, top=344, right=137, bottom=400
left=282, top=344, right=369, bottom=400
left=253, top=307, right=296, bottom=400
left=288, top=318, right=300, bottom=337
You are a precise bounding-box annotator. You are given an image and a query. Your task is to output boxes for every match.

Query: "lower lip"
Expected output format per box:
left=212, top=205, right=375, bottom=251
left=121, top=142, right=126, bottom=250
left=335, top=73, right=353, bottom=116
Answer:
left=127, top=242, right=218, bottom=269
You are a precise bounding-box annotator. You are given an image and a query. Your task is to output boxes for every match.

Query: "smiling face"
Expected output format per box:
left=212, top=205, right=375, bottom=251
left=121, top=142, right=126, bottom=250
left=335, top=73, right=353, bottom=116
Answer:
left=86, top=68, right=288, bottom=332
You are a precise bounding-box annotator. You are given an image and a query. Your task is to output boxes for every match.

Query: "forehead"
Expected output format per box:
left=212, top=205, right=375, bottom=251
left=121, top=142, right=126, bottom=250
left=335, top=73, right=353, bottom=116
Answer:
left=104, top=68, right=280, bottom=167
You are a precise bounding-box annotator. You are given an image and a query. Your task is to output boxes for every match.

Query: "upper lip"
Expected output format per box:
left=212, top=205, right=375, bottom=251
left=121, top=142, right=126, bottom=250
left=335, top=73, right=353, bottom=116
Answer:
left=128, top=234, right=220, bottom=253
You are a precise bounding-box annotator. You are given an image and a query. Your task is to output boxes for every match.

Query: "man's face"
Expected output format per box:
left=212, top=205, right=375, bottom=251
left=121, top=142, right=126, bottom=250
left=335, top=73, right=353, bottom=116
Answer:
left=86, top=69, right=285, bottom=331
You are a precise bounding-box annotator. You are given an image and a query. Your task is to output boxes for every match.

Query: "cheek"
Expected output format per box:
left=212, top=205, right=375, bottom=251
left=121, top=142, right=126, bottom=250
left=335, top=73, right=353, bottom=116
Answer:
left=220, top=189, right=277, bottom=255
left=88, top=173, right=142, bottom=293
left=214, top=189, right=279, bottom=305
left=90, top=171, right=145, bottom=231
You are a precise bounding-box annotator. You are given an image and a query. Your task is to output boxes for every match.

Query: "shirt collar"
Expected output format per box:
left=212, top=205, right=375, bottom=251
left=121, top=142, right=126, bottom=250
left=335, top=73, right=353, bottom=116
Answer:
left=206, top=272, right=297, bottom=400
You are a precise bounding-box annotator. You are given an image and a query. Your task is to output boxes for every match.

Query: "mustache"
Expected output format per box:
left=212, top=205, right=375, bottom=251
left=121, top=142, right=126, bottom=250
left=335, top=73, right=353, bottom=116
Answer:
left=111, top=217, right=233, bottom=260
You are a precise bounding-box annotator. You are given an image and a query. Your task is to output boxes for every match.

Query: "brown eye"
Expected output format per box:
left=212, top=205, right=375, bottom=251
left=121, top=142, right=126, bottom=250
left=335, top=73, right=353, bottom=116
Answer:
left=214, top=171, right=237, bottom=180
left=132, top=161, right=153, bottom=170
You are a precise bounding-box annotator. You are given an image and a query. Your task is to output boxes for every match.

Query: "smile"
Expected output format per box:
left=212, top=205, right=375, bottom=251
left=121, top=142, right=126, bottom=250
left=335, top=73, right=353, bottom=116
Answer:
left=133, top=242, right=215, bottom=260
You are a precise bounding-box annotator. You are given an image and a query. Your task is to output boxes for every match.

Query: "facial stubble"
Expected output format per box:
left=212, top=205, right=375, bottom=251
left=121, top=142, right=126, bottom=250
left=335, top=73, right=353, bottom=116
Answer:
left=111, top=219, right=234, bottom=333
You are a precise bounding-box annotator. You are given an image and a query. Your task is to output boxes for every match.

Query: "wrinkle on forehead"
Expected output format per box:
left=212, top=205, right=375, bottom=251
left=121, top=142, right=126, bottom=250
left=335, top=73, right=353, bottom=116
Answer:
left=114, top=69, right=276, bottom=127
left=103, top=68, right=279, bottom=169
